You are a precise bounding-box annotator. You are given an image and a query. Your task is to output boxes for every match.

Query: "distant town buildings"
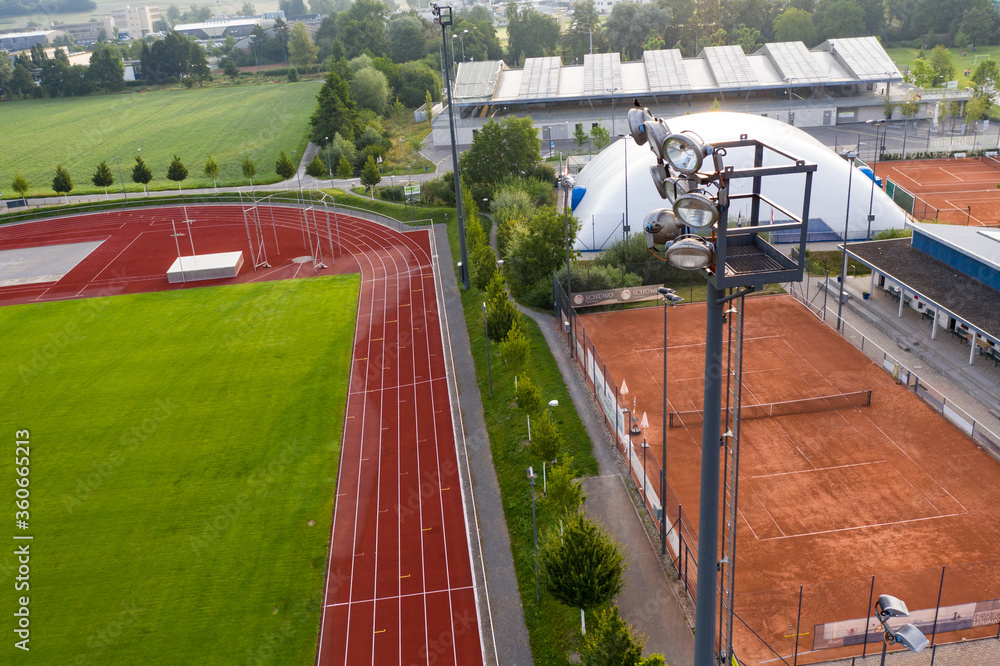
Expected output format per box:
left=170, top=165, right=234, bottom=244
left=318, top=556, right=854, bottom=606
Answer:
left=0, top=30, right=64, bottom=51
left=111, top=5, right=161, bottom=39
left=58, top=17, right=116, bottom=45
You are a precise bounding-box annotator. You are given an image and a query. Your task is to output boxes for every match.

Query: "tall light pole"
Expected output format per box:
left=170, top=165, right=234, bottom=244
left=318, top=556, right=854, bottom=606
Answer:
left=619, top=133, right=630, bottom=237
left=607, top=86, right=621, bottom=136
left=291, top=149, right=303, bottom=202
left=112, top=156, right=128, bottom=205
left=866, top=119, right=886, bottom=238
left=562, top=172, right=575, bottom=358
left=433, top=3, right=470, bottom=290
left=527, top=466, right=540, bottom=602
left=324, top=136, right=333, bottom=182
left=837, top=150, right=859, bottom=332
left=656, top=287, right=681, bottom=555
left=572, top=20, right=593, bottom=55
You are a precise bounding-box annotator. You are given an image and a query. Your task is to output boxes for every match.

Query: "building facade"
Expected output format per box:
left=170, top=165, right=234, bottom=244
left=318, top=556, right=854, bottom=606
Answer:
left=110, top=5, right=160, bottom=38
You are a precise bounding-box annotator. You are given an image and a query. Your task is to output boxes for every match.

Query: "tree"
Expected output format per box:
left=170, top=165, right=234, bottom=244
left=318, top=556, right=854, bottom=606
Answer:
left=337, top=154, right=352, bottom=179
left=167, top=155, right=188, bottom=191
left=350, top=66, right=390, bottom=115
left=91, top=160, right=114, bottom=198
left=142, top=30, right=193, bottom=82
left=461, top=117, right=540, bottom=190
left=471, top=243, right=499, bottom=290
left=959, top=6, right=997, bottom=48
left=203, top=155, right=219, bottom=189
left=484, top=271, right=521, bottom=342
left=965, top=95, right=988, bottom=123
left=306, top=154, right=327, bottom=178
left=578, top=605, right=666, bottom=666
left=971, top=60, right=1000, bottom=115
left=561, top=1, right=605, bottom=62
left=189, top=43, right=212, bottom=83
left=394, top=61, right=441, bottom=108
left=360, top=155, right=381, bottom=196
left=531, top=416, right=563, bottom=461
left=773, top=8, right=816, bottom=45
left=223, top=58, right=240, bottom=82
left=310, top=70, right=358, bottom=143
left=732, top=23, right=762, bottom=53
left=87, top=44, right=125, bottom=91
left=506, top=206, right=580, bottom=298
left=52, top=165, right=73, bottom=202
left=310, top=0, right=335, bottom=13
left=337, top=0, right=391, bottom=59
left=506, top=3, right=560, bottom=64
left=9, top=63, right=35, bottom=99
left=424, top=90, right=434, bottom=120
left=275, top=151, right=296, bottom=179
left=907, top=57, right=935, bottom=88
left=242, top=156, right=257, bottom=188
left=499, top=317, right=531, bottom=375
left=591, top=125, right=611, bottom=152
left=546, top=457, right=586, bottom=518
left=11, top=173, right=28, bottom=204
left=238, top=2, right=256, bottom=16
left=573, top=124, right=590, bottom=152
left=0, top=52, right=14, bottom=93
left=541, top=513, right=626, bottom=614
left=604, top=2, right=674, bottom=61
left=288, top=21, right=319, bottom=68
left=279, top=0, right=308, bottom=14
left=816, top=0, right=865, bottom=41
left=515, top=373, right=542, bottom=415
left=132, top=155, right=152, bottom=196
left=388, top=15, right=427, bottom=64
left=928, top=46, right=955, bottom=86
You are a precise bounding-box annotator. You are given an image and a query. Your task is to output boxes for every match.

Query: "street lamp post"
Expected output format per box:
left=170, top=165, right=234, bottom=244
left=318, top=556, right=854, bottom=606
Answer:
left=112, top=156, right=128, bottom=205
left=324, top=136, right=333, bottom=182
left=874, top=594, right=929, bottom=665
left=291, top=149, right=303, bottom=203
left=866, top=119, right=886, bottom=238
left=619, top=133, right=630, bottom=238
left=656, top=287, right=681, bottom=554
left=528, top=466, right=540, bottom=601
left=548, top=398, right=558, bottom=423
left=562, top=172, right=574, bottom=358
left=837, top=151, right=859, bottom=332
left=608, top=87, right=621, bottom=136
left=432, top=3, right=470, bottom=290
left=483, top=301, right=493, bottom=398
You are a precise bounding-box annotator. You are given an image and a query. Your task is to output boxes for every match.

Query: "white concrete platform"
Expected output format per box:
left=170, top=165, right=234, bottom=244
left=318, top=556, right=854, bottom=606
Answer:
left=167, top=251, right=243, bottom=284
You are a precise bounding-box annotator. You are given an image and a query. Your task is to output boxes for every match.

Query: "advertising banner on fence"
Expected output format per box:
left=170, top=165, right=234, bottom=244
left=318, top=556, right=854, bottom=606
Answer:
left=813, top=599, right=1000, bottom=650
left=571, top=285, right=664, bottom=308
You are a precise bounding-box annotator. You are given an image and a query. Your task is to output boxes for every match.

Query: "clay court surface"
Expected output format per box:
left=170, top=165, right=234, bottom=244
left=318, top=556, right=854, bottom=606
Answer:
left=581, top=296, right=1000, bottom=664
left=0, top=206, right=482, bottom=665
left=877, top=157, right=1000, bottom=226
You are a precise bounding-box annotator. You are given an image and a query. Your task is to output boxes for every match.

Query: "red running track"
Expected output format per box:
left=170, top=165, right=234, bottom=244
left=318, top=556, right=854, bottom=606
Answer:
left=0, top=206, right=484, bottom=664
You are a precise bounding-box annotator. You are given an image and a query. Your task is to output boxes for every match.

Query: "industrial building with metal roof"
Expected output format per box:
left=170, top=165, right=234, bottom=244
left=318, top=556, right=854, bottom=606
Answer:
left=431, top=36, right=915, bottom=147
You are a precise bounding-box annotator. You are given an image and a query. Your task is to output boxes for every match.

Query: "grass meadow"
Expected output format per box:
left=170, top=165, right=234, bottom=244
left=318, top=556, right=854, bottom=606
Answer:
left=0, top=275, right=358, bottom=663
left=0, top=81, right=321, bottom=198
left=886, top=45, right=1000, bottom=88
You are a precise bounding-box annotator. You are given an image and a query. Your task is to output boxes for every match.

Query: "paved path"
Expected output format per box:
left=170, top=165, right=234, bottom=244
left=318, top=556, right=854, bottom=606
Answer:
left=434, top=225, right=532, bottom=666
left=520, top=305, right=696, bottom=665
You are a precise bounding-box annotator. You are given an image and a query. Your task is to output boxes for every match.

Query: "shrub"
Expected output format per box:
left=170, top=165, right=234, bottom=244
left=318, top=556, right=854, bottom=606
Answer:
left=287, top=67, right=299, bottom=82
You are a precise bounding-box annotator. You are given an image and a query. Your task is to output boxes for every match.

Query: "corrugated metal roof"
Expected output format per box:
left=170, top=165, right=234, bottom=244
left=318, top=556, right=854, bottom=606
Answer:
left=822, top=36, right=900, bottom=80
left=518, top=57, right=561, bottom=99
left=583, top=52, right=621, bottom=96
left=642, top=49, right=690, bottom=91
left=760, top=41, right=828, bottom=83
left=702, top=45, right=759, bottom=87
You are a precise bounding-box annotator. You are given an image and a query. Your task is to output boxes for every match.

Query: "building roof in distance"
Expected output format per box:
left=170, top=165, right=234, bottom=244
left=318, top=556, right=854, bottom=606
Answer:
left=848, top=237, right=1000, bottom=339
left=909, top=221, right=1000, bottom=272
left=458, top=36, right=901, bottom=106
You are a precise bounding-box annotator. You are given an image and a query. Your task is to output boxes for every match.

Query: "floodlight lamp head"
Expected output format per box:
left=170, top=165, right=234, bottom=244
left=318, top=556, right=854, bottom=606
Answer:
left=664, top=131, right=710, bottom=174
left=876, top=595, right=910, bottom=619
left=627, top=105, right=654, bottom=146
left=645, top=120, right=671, bottom=161
left=644, top=208, right=684, bottom=250
left=656, top=287, right=675, bottom=295
left=663, top=235, right=714, bottom=271
left=893, top=623, right=929, bottom=653
left=673, top=190, right=720, bottom=229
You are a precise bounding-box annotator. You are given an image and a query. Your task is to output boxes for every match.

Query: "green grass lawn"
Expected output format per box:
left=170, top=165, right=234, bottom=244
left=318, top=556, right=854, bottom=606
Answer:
left=886, top=45, right=1000, bottom=88
left=0, top=81, right=321, bottom=198
left=0, top=275, right=358, bottom=663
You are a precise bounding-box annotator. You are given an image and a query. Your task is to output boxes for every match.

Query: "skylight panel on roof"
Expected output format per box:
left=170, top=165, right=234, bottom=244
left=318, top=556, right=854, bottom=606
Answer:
left=703, top=45, right=759, bottom=87
left=642, top=49, right=690, bottom=92
left=518, top=57, right=561, bottom=99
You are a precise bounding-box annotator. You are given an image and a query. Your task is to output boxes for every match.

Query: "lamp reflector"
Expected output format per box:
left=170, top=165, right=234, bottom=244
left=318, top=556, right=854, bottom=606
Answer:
left=664, top=236, right=713, bottom=270
left=674, top=192, right=720, bottom=229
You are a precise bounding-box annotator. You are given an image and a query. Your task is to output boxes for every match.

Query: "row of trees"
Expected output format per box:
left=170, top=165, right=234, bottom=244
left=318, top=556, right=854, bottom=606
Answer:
left=457, top=180, right=665, bottom=663
left=8, top=151, right=303, bottom=201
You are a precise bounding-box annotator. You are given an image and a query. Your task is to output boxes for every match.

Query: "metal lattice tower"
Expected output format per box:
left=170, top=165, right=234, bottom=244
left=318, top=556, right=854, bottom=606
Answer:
left=239, top=190, right=270, bottom=270
left=718, top=293, right=746, bottom=664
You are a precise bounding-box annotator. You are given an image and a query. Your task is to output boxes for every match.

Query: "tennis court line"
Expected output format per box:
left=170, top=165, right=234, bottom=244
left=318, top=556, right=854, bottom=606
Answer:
left=745, top=459, right=882, bottom=480
left=936, top=167, right=965, bottom=181
left=755, top=511, right=968, bottom=541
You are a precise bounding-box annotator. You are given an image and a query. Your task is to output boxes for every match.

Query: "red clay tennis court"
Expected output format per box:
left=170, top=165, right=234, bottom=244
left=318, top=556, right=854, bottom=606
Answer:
left=0, top=205, right=483, bottom=665
left=579, top=295, right=1000, bottom=664
left=877, top=156, right=1000, bottom=226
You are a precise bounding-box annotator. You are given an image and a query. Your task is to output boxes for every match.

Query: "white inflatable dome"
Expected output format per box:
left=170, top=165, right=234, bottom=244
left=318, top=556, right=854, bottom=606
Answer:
left=570, top=112, right=906, bottom=252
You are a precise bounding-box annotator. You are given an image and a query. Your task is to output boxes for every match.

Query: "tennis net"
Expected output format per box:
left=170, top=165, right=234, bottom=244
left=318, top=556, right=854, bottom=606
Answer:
left=981, top=154, right=1000, bottom=171
left=668, top=389, right=872, bottom=428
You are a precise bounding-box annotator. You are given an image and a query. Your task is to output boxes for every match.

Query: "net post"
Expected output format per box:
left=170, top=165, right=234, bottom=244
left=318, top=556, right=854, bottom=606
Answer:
left=862, top=575, right=875, bottom=657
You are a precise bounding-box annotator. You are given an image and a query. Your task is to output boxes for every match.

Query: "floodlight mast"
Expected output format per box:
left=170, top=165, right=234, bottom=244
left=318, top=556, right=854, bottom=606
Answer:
left=432, top=3, right=470, bottom=290
left=629, top=107, right=817, bottom=666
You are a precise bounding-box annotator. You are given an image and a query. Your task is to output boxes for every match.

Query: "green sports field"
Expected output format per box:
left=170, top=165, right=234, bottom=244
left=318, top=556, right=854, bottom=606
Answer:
left=0, top=81, right=321, bottom=199
left=0, top=275, right=358, bottom=663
